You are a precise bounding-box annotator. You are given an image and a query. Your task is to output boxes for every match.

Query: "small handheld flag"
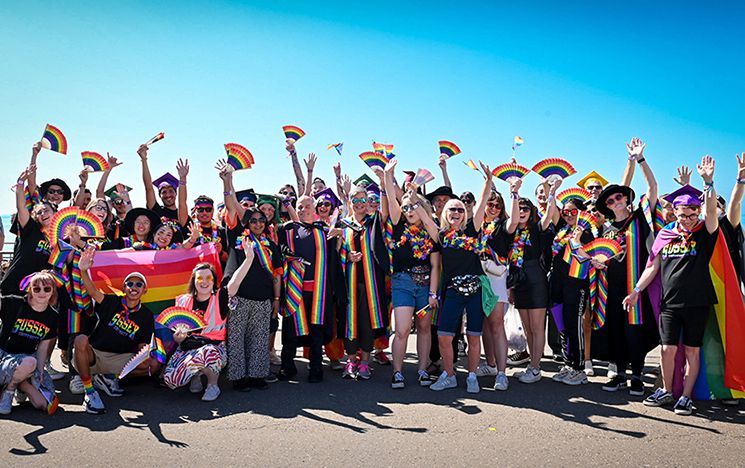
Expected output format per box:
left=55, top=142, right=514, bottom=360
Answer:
left=327, top=142, right=343, bottom=156
left=464, top=159, right=479, bottom=171
left=145, top=132, right=165, bottom=146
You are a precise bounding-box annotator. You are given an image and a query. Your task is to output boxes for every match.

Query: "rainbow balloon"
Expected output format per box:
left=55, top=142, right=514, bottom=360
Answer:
left=224, top=143, right=254, bottom=170
left=359, top=151, right=389, bottom=169
left=438, top=140, right=461, bottom=158
left=283, top=125, right=306, bottom=142
left=576, top=211, right=600, bottom=233
left=532, top=157, right=577, bottom=179
left=464, top=159, right=479, bottom=171
left=156, top=306, right=207, bottom=331
left=492, top=162, right=531, bottom=182
left=557, top=188, right=591, bottom=205
left=41, top=124, right=68, bottom=154
left=583, top=238, right=623, bottom=262
left=81, top=151, right=110, bottom=172
left=145, top=132, right=165, bottom=146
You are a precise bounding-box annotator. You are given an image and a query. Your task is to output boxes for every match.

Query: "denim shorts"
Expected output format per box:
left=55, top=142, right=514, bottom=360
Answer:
left=437, top=288, right=484, bottom=337
left=391, top=271, right=430, bottom=310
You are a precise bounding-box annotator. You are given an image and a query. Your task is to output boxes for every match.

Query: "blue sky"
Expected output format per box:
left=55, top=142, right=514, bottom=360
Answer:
left=1, top=1, right=743, bottom=216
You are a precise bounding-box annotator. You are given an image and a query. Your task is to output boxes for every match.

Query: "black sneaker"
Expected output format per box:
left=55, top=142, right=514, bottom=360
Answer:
left=673, top=396, right=693, bottom=415
left=629, top=377, right=645, bottom=396
left=93, top=374, right=124, bottom=397
left=391, top=371, right=405, bottom=389
left=264, top=373, right=279, bottom=384
left=308, top=370, right=323, bottom=384
left=246, top=377, right=269, bottom=390
left=601, top=375, right=628, bottom=392
left=507, top=350, right=530, bottom=366
left=643, top=388, right=675, bottom=407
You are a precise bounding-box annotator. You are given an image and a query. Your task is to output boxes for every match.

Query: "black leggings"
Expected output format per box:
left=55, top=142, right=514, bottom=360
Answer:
left=559, top=280, right=588, bottom=370
left=606, top=291, right=656, bottom=377
left=344, top=283, right=375, bottom=355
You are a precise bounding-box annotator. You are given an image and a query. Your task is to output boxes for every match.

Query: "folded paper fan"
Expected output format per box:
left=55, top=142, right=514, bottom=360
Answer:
left=412, top=168, right=435, bottom=188
left=359, top=151, right=389, bottom=169
left=145, top=132, right=165, bottom=146
left=438, top=140, right=461, bottom=158
left=583, top=238, right=623, bottom=262
left=557, top=188, right=591, bottom=205
left=372, top=141, right=394, bottom=157
left=532, top=157, right=577, bottom=179
left=49, top=207, right=78, bottom=246
left=81, top=151, right=110, bottom=172
left=119, top=344, right=150, bottom=379
left=76, top=209, right=105, bottom=238
left=283, top=125, right=306, bottom=142
left=224, top=143, right=254, bottom=170
left=491, top=162, right=531, bottom=182
left=576, top=211, right=600, bottom=234
left=41, top=124, right=68, bottom=154
left=156, top=306, right=206, bottom=331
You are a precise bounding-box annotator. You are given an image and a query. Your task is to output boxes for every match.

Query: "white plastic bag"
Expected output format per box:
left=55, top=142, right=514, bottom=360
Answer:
left=504, top=305, right=527, bottom=352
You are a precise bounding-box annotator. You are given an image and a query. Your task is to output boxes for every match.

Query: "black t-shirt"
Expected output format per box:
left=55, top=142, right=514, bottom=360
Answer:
left=223, top=235, right=282, bottom=300
left=106, top=217, right=130, bottom=241
left=440, top=221, right=484, bottom=284
left=0, top=296, right=58, bottom=355
left=499, top=221, right=555, bottom=268
left=151, top=203, right=179, bottom=224
left=659, top=225, right=719, bottom=308
left=603, top=206, right=652, bottom=288
left=0, top=219, right=52, bottom=295
left=88, top=295, right=155, bottom=353
left=719, top=216, right=744, bottom=284
left=390, top=220, right=440, bottom=273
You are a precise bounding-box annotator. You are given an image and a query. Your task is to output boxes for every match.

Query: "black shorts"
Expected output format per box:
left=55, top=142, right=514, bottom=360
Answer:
left=659, top=306, right=712, bottom=348
left=513, top=260, right=548, bottom=309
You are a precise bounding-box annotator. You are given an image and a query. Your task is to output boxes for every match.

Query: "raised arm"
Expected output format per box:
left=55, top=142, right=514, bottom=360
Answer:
left=727, top=153, right=745, bottom=228
left=673, top=165, right=692, bottom=187
left=78, top=247, right=105, bottom=303
left=372, top=166, right=389, bottom=221
left=138, top=144, right=157, bottom=210
left=176, top=158, right=190, bottom=227
left=302, top=153, right=317, bottom=197
left=95, top=153, right=122, bottom=199
left=27, top=142, right=42, bottom=196
left=505, top=178, right=523, bottom=234
left=215, top=159, right=243, bottom=222
left=627, top=137, right=658, bottom=205
left=438, top=155, right=452, bottom=189
left=286, top=140, right=306, bottom=195
left=15, top=168, right=32, bottom=228
left=227, top=241, right=255, bottom=297
left=698, top=155, right=719, bottom=234
left=621, top=149, right=636, bottom=187
left=384, top=160, right=402, bottom=225
left=73, top=170, right=89, bottom=208
left=412, top=191, right=440, bottom=242
left=541, top=177, right=562, bottom=231
left=472, top=162, right=493, bottom=229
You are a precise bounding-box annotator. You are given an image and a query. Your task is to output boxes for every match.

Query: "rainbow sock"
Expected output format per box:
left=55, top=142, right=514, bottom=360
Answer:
left=81, top=376, right=95, bottom=395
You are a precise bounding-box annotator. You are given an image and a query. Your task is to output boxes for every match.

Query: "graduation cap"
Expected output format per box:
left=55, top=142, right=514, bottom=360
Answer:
left=194, top=195, right=214, bottom=207
left=256, top=194, right=281, bottom=223
left=104, top=184, right=133, bottom=200
left=663, top=185, right=703, bottom=208
left=313, top=187, right=342, bottom=208
left=402, top=170, right=416, bottom=184
left=152, top=172, right=179, bottom=192
left=353, top=174, right=376, bottom=188
left=235, top=189, right=257, bottom=204
left=366, top=183, right=381, bottom=199
left=576, top=171, right=609, bottom=190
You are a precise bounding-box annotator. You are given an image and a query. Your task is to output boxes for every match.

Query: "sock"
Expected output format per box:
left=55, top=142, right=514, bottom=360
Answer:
left=81, top=376, right=95, bottom=395
left=468, top=372, right=477, bottom=379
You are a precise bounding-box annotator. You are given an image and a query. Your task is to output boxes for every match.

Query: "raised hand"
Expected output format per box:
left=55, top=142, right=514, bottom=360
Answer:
left=371, top=166, right=384, bottom=182
left=509, top=177, right=522, bottom=194
left=32, top=141, right=42, bottom=158
left=737, top=153, right=745, bottom=179
left=187, top=225, right=200, bottom=245
left=137, top=144, right=149, bottom=161
left=176, top=158, right=190, bottom=181
left=106, top=152, right=123, bottom=171
left=285, top=139, right=296, bottom=154
left=79, top=169, right=89, bottom=186
left=342, top=174, right=351, bottom=195
left=78, top=246, right=96, bottom=271
left=242, top=239, right=255, bottom=262
left=333, top=162, right=342, bottom=178
left=438, top=154, right=448, bottom=169
left=479, top=161, right=492, bottom=181
left=626, top=137, right=646, bottom=160
left=548, top=176, right=563, bottom=195
left=673, top=165, right=692, bottom=186
left=115, top=183, right=131, bottom=202
left=696, top=154, right=715, bottom=183
left=384, top=159, right=397, bottom=174
left=214, top=159, right=233, bottom=180
left=304, top=152, right=317, bottom=171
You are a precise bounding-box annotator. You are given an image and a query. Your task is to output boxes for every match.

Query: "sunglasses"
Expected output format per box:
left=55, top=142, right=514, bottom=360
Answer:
left=518, top=206, right=531, bottom=213
left=605, top=193, right=625, bottom=206
left=352, top=197, right=368, bottom=204
left=587, top=185, right=603, bottom=191
left=317, top=201, right=332, bottom=208
left=401, top=203, right=420, bottom=213
left=462, top=199, right=475, bottom=205
left=561, top=208, right=579, bottom=216
left=448, top=207, right=466, bottom=213
left=196, top=275, right=214, bottom=283
left=46, top=188, right=65, bottom=195
left=113, top=199, right=125, bottom=206
left=487, top=202, right=503, bottom=209
left=249, top=217, right=267, bottom=224
left=125, top=281, right=144, bottom=288
left=32, top=286, right=53, bottom=293
left=677, top=213, right=699, bottom=221
left=196, top=207, right=213, bottom=213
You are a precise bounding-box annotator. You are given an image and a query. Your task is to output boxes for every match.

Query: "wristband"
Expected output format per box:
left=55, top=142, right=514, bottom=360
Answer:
left=380, top=189, right=386, bottom=196
left=79, top=184, right=85, bottom=188
left=547, top=194, right=555, bottom=201
left=636, top=157, right=646, bottom=164
left=703, top=180, right=714, bottom=188
left=16, top=180, right=24, bottom=186
left=223, top=191, right=233, bottom=196
left=428, top=291, right=439, bottom=300
left=180, top=181, right=186, bottom=186
left=738, top=178, right=745, bottom=185
left=633, top=286, right=641, bottom=294
left=273, top=297, right=280, bottom=301
left=510, top=192, right=519, bottom=200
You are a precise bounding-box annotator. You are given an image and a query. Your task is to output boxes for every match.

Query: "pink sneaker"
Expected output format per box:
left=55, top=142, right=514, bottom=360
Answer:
left=373, top=350, right=391, bottom=366
left=357, top=362, right=372, bottom=380
left=342, top=361, right=357, bottom=379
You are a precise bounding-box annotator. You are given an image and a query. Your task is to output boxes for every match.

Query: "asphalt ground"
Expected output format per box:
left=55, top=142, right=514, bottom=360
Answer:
left=0, top=339, right=743, bottom=467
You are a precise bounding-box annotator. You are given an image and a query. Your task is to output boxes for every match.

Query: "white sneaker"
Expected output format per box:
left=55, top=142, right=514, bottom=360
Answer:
left=189, top=376, right=204, bottom=394
left=269, top=350, right=282, bottom=366
left=0, top=390, right=14, bottom=415
left=584, top=360, right=595, bottom=376
left=201, top=384, right=221, bottom=402
left=430, top=371, right=457, bottom=391
left=83, top=391, right=106, bottom=415
left=518, top=367, right=542, bottom=384
left=475, top=363, right=498, bottom=377
left=563, top=369, right=588, bottom=386
left=14, top=390, right=28, bottom=404
left=46, top=362, right=66, bottom=381
left=466, top=372, right=480, bottom=394
left=494, top=372, right=509, bottom=391
left=552, top=366, right=572, bottom=382
left=607, top=362, right=618, bottom=379
left=93, top=374, right=124, bottom=397
left=514, top=365, right=532, bottom=379
left=69, top=375, right=85, bottom=395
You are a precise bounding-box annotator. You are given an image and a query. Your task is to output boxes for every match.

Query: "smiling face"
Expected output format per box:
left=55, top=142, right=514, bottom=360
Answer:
left=159, top=185, right=177, bottom=208
left=296, top=196, right=315, bottom=223
left=311, top=180, right=326, bottom=195
left=605, top=192, right=630, bottom=218
left=535, top=185, right=547, bottom=205
left=88, top=200, right=109, bottom=223
left=444, top=199, right=467, bottom=230
left=134, top=215, right=152, bottom=237
left=247, top=212, right=267, bottom=236
left=123, top=276, right=147, bottom=301
left=32, top=203, right=54, bottom=227
left=485, top=195, right=504, bottom=222
left=561, top=200, right=580, bottom=226
left=195, top=205, right=213, bottom=224
left=259, top=203, right=276, bottom=224
left=585, top=179, right=604, bottom=200
left=675, top=205, right=701, bottom=231
left=432, top=195, right=450, bottom=215
left=350, top=190, right=369, bottom=217
left=401, top=195, right=422, bottom=225
left=154, top=225, right=174, bottom=247
left=112, top=198, right=128, bottom=215
left=316, top=199, right=332, bottom=217
left=193, top=267, right=215, bottom=297
left=27, top=274, right=57, bottom=307
left=518, top=200, right=533, bottom=225
left=44, top=184, right=65, bottom=205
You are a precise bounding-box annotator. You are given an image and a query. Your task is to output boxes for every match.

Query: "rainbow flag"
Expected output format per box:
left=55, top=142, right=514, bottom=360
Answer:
left=88, top=244, right=222, bottom=314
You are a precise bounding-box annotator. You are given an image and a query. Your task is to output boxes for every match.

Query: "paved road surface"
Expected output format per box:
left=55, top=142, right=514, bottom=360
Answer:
left=1, top=342, right=742, bottom=467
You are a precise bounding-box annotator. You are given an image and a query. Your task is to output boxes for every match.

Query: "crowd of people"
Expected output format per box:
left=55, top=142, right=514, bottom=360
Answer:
left=1, top=136, right=743, bottom=419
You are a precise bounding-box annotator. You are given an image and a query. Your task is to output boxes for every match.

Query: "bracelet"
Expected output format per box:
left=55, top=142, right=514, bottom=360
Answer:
left=636, top=157, right=646, bottom=164
left=380, top=190, right=387, bottom=195
left=16, top=180, right=24, bottom=186
left=547, top=194, right=555, bottom=201
left=703, top=180, right=714, bottom=188
left=273, top=297, right=280, bottom=301
left=180, top=181, right=187, bottom=186
left=633, top=286, right=641, bottom=294
left=79, top=184, right=85, bottom=188
left=428, top=291, right=439, bottom=299
left=510, top=192, right=519, bottom=200
left=223, top=191, right=233, bottom=196
left=738, top=178, right=745, bottom=185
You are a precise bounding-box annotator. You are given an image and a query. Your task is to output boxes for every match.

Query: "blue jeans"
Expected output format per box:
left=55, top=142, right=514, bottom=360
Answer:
left=437, top=289, right=484, bottom=337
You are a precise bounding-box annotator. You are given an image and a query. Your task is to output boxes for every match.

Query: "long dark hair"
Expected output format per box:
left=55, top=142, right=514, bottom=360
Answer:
left=489, top=191, right=508, bottom=222
left=241, top=206, right=271, bottom=235
left=518, top=197, right=540, bottom=226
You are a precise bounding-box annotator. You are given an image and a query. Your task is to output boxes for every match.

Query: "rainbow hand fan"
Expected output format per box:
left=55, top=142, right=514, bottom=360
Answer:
left=328, top=142, right=343, bottom=155
left=156, top=306, right=206, bottom=332
left=372, top=141, right=394, bottom=157
left=532, top=158, right=577, bottom=179
left=438, top=140, right=461, bottom=158
left=81, top=151, right=110, bottom=172
left=492, top=162, right=531, bottom=182
left=283, top=125, right=306, bottom=142
left=118, top=344, right=150, bottom=379
left=412, top=168, right=435, bottom=188
left=41, top=124, right=68, bottom=154
left=359, top=151, right=389, bottom=169
left=49, top=207, right=105, bottom=246
left=576, top=211, right=600, bottom=233
left=464, top=159, right=479, bottom=171
left=557, top=188, right=591, bottom=205
left=76, top=209, right=105, bottom=238
left=224, top=143, right=254, bottom=170
left=145, top=132, right=165, bottom=146
left=583, top=238, right=623, bottom=262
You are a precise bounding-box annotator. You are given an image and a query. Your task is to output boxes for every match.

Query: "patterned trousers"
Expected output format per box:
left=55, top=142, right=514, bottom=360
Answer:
left=163, top=343, right=227, bottom=389
left=227, top=297, right=271, bottom=381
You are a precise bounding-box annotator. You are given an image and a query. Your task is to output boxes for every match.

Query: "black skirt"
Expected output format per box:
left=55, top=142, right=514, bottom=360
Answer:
left=513, top=259, right=549, bottom=309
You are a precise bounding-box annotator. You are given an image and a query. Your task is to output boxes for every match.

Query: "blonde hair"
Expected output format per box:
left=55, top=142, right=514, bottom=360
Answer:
left=439, top=199, right=466, bottom=231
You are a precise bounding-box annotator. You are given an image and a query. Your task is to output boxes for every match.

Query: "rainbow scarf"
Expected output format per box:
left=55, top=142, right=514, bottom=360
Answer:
left=588, top=267, right=609, bottom=329
left=283, top=256, right=309, bottom=336
left=561, top=243, right=591, bottom=279
left=284, top=225, right=329, bottom=329
left=340, top=217, right=384, bottom=339
left=240, top=231, right=275, bottom=274
left=67, top=250, right=94, bottom=333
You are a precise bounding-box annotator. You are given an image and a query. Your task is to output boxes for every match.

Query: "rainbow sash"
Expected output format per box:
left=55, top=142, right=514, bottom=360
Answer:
left=283, top=257, right=309, bottom=336
left=625, top=195, right=662, bottom=324
left=247, top=232, right=275, bottom=274
left=283, top=224, right=329, bottom=333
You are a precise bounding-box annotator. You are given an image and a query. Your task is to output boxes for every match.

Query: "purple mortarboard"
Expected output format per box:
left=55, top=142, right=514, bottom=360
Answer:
left=663, top=185, right=703, bottom=208
left=235, top=188, right=257, bottom=203
left=313, top=187, right=342, bottom=208
left=152, top=172, right=179, bottom=192
left=366, top=182, right=381, bottom=199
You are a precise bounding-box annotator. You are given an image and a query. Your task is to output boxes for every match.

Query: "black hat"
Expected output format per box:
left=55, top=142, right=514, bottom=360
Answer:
left=236, top=189, right=257, bottom=204
left=124, top=208, right=161, bottom=235
left=425, top=185, right=459, bottom=203
left=40, top=178, right=72, bottom=201
left=595, top=184, right=636, bottom=219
